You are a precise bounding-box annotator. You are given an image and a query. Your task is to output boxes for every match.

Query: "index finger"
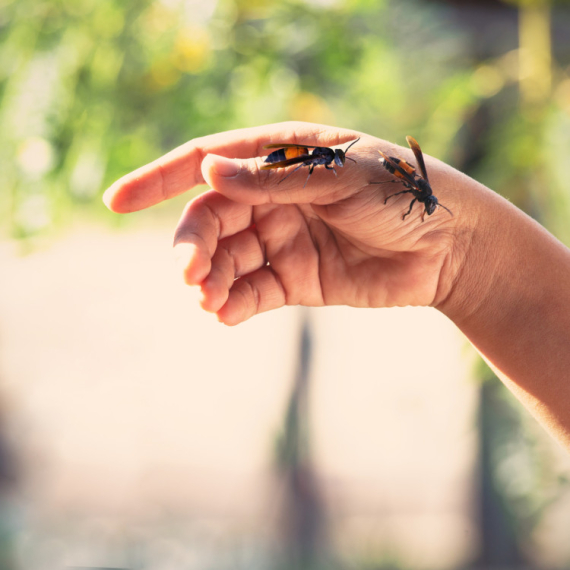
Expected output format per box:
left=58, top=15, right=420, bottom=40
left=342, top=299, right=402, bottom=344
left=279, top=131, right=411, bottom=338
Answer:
left=102, top=121, right=358, bottom=213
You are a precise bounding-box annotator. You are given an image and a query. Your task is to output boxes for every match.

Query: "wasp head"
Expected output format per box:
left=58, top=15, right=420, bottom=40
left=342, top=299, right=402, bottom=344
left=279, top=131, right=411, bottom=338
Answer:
left=335, top=137, right=360, bottom=167
left=424, top=195, right=438, bottom=216
left=334, top=149, right=346, bottom=167
left=422, top=196, right=453, bottom=221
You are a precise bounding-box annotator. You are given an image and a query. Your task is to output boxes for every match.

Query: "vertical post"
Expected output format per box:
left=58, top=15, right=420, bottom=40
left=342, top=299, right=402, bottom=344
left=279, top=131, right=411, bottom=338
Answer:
left=274, top=309, right=328, bottom=569
left=518, top=0, right=552, bottom=108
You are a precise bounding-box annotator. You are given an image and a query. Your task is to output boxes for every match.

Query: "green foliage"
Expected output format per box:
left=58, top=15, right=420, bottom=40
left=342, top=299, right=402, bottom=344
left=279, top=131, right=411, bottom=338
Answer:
left=1, top=0, right=569, bottom=236
left=0, top=0, right=483, bottom=240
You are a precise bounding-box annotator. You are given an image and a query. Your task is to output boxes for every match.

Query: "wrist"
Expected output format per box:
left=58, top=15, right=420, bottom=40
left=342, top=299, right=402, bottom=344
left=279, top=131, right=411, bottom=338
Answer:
left=434, top=178, right=515, bottom=326
left=436, top=179, right=569, bottom=338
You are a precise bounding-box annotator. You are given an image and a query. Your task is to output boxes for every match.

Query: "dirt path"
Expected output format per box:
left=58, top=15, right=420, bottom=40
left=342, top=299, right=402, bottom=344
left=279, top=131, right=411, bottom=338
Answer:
left=0, top=225, right=480, bottom=568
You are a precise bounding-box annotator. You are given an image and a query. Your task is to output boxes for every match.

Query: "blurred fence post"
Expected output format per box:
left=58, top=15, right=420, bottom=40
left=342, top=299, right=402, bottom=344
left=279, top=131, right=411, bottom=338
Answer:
left=273, top=309, right=330, bottom=570
left=518, top=0, right=552, bottom=108
left=474, top=379, right=525, bottom=568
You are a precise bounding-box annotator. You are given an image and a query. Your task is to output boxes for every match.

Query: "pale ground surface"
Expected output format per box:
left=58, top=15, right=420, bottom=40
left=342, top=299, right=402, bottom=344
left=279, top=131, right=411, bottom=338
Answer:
left=0, top=223, right=569, bottom=569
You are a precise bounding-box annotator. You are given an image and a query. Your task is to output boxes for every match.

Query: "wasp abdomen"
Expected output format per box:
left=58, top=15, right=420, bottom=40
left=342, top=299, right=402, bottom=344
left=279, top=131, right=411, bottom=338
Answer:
left=265, top=147, right=310, bottom=164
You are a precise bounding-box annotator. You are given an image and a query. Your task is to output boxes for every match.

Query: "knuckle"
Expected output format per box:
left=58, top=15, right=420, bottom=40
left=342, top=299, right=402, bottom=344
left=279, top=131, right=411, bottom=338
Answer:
left=239, top=278, right=261, bottom=314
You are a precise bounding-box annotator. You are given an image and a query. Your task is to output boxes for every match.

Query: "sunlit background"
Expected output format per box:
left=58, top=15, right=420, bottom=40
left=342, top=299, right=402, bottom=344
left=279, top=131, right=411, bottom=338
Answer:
left=2, top=0, right=570, bottom=569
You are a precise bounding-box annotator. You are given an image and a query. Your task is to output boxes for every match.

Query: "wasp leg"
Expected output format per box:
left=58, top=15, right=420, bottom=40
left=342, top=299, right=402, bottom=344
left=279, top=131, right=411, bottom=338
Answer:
left=402, top=198, right=417, bottom=220
left=384, top=189, right=412, bottom=205
left=277, top=163, right=306, bottom=185
left=325, top=164, right=338, bottom=177
left=303, top=164, right=315, bottom=188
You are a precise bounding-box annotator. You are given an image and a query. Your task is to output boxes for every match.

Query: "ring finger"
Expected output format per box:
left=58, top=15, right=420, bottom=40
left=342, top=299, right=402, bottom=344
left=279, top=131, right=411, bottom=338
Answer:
left=199, top=227, right=266, bottom=312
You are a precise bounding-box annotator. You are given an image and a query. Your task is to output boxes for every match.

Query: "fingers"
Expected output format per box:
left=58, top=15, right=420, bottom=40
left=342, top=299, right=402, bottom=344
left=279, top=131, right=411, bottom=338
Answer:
left=175, top=195, right=288, bottom=325
left=102, top=121, right=360, bottom=213
left=185, top=208, right=289, bottom=325
left=200, top=144, right=371, bottom=207
left=200, top=154, right=318, bottom=206
left=213, top=213, right=328, bottom=324
left=173, top=190, right=254, bottom=285
left=172, top=189, right=287, bottom=326
left=174, top=186, right=328, bottom=325
left=216, top=267, right=287, bottom=326
left=199, top=227, right=266, bottom=313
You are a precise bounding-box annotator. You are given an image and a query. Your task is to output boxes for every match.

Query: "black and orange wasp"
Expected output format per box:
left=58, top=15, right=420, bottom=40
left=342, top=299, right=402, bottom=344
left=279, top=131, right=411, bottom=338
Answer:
left=261, top=138, right=360, bottom=187
left=372, top=136, right=452, bottom=221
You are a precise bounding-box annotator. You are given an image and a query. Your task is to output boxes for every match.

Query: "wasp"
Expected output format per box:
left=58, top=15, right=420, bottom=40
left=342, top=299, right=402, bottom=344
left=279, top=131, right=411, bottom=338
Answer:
left=372, top=136, right=452, bottom=221
left=261, top=138, right=360, bottom=187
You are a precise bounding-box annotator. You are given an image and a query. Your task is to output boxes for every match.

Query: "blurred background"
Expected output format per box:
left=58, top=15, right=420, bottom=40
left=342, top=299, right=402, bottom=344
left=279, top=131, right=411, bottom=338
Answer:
left=2, top=0, right=570, bottom=568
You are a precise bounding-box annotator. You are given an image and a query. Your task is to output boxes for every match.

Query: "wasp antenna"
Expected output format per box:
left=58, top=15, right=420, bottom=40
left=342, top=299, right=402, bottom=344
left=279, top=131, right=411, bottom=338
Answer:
left=438, top=203, right=454, bottom=217
left=343, top=137, right=360, bottom=152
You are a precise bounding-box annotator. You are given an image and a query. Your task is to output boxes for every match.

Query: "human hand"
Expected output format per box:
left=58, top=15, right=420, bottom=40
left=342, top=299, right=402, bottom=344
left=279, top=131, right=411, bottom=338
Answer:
left=103, top=121, right=471, bottom=325
left=104, top=120, right=570, bottom=451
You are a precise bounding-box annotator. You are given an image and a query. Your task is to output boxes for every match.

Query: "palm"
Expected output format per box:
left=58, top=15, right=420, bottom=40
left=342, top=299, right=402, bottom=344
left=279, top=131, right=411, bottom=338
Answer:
left=252, top=190, right=452, bottom=313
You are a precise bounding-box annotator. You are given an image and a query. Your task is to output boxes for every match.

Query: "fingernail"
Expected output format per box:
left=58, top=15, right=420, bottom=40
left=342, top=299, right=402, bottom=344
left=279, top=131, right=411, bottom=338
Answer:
left=102, top=183, right=119, bottom=210
left=102, top=187, right=112, bottom=208
left=212, top=156, right=240, bottom=178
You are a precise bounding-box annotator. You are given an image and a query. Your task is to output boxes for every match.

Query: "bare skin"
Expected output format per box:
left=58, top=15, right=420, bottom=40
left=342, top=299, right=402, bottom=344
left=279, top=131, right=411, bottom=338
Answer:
left=103, top=121, right=570, bottom=451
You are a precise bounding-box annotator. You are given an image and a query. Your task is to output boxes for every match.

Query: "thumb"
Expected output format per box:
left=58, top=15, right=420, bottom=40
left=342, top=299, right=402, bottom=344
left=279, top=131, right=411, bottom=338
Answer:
left=200, top=152, right=364, bottom=206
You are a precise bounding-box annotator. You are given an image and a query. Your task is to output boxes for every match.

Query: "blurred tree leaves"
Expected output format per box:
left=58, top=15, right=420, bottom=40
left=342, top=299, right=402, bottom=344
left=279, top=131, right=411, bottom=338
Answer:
left=1, top=0, right=569, bottom=244
left=0, top=0, right=476, bottom=239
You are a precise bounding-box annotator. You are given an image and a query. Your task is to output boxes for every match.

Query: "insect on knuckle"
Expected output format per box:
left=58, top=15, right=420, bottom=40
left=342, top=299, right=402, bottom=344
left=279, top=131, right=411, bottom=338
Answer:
left=377, top=136, right=451, bottom=222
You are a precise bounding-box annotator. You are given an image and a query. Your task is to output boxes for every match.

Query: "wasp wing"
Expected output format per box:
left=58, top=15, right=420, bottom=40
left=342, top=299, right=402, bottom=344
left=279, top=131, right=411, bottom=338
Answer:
left=263, top=143, right=318, bottom=150
left=260, top=154, right=311, bottom=170
left=406, top=136, right=429, bottom=182
left=378, top=150, right=418, bottom=187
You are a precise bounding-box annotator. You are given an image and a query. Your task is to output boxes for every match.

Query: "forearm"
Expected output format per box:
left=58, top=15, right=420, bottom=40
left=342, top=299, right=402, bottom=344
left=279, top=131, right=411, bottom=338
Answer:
left=438, top=177, right=570, bottom=448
